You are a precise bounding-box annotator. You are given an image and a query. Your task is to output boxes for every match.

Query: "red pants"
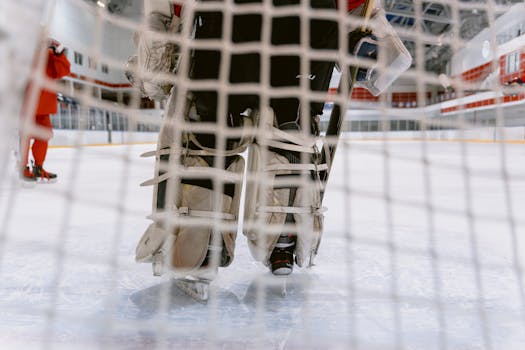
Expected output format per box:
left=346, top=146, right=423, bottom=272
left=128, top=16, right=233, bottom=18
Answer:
left=22, top=114, right=53, bottom=167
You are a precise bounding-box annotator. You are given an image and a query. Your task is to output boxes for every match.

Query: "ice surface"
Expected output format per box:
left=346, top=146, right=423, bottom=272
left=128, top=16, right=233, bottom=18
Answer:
left=0, top=140, right=524, bottom=349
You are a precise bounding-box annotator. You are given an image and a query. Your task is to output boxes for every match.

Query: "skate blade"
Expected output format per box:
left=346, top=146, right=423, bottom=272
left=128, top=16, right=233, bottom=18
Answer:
left=174, top=278, right=210, bottom=303
left=271, top=267, right=293, bottom=276
left=35, top=178, right=58, bottom=184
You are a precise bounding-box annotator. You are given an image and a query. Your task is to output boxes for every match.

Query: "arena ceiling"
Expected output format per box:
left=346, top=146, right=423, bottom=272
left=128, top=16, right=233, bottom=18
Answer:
left=87, top=0, right=523, bottom=74
left=383, top=0, right=524, bottom=73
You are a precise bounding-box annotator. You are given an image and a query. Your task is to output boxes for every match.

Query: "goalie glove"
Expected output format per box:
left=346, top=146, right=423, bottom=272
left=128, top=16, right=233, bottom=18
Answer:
left=126, top=6, right=182, bottom=101
left=126, top=54, right=175, bottom=100
left=348, top=7, right=412, bottom=96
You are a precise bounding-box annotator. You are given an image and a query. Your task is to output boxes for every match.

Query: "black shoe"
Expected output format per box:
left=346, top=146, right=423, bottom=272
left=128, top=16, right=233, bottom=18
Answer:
left=33, top=165, right=57, bottom=181
left=269, top=234, right=296, bottom=276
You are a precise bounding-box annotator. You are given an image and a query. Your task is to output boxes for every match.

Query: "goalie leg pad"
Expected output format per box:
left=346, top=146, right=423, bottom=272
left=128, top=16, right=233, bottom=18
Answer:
left=244, top=144, right=324, bottom=267
left=171, top=182, right=225, bottom=270
left=244, top=143, right=290, bottom=263
left=243, top=113, right=325, bottom=267
left=136, top=154, right=244, bottom=276
left=173, top=156, right=244, bottom=271
left=292, top=181, right=324, bottom=267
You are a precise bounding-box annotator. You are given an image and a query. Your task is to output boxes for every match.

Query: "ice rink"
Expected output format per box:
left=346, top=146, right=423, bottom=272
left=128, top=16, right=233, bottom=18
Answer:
left=1, top=139, right=525, bottom=349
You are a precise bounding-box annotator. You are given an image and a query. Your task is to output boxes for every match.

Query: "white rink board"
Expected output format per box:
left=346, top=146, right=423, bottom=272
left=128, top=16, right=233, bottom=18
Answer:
left=0, top=140, right=524, bottom=349
left=50, top=130, right=158, bottom=147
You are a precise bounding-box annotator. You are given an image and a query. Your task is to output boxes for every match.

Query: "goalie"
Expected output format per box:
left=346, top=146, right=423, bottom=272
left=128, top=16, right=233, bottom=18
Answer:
left=128, top=0, right=411, bottom=301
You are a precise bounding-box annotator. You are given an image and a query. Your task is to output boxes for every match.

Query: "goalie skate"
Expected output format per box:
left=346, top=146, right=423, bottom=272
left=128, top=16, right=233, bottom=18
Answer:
left=174, top=276, right=211, bottom=303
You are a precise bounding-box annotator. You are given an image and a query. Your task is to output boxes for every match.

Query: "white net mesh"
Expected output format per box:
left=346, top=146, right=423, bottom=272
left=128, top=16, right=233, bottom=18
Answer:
left=1, top=0, right=525, bottom=349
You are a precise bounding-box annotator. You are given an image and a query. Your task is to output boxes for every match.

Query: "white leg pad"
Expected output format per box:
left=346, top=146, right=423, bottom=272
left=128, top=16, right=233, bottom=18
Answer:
left=244, top=144, right=290, bottom=264
left=136, top=155, right=244, bottom=276
left=292, top=183, right=324, bottom=267
left=243, top=143, right=325, bottom=267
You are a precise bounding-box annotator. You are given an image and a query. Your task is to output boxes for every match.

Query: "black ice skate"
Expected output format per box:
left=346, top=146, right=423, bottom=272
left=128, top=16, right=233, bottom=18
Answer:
left=33, top=165, right=57, bottom=182
left=269, top=234, right=296, bottom=276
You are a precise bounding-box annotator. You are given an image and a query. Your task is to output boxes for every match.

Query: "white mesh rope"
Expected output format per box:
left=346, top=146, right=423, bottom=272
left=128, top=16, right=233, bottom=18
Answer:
left=1, top=0, right=525, bottom=349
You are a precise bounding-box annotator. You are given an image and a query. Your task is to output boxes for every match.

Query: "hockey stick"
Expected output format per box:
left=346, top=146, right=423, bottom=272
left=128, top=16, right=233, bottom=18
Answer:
left=319, top=0, right=375, bottom=200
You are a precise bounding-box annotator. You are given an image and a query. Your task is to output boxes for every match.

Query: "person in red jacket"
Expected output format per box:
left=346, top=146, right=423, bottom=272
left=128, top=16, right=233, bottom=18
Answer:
left=21, top=38, right=71, bottom=181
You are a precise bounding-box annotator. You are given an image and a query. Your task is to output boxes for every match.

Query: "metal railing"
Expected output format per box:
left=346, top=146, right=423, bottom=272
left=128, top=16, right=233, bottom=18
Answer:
left=50, top=101, right=160, bottom=133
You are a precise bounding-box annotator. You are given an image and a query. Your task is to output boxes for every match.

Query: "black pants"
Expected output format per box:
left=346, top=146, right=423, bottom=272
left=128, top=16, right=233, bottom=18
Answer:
left=157, top=0, right=339, bottom=205
left=187, top=0, right=339, bottom=147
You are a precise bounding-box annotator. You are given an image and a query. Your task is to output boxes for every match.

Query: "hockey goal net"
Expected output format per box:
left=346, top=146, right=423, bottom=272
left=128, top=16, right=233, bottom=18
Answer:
left=1, top=0, right=525, bottom=349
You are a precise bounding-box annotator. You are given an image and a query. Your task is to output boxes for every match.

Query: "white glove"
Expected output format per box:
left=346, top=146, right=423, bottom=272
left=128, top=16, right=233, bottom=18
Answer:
left=126, top=9, right=182, bottom=100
